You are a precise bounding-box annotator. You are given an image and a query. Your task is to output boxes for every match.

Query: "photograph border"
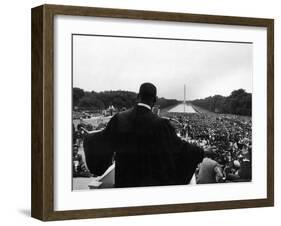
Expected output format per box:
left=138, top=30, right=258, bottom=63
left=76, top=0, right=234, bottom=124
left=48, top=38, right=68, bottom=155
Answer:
left=31, top=4, right=274, bottom=221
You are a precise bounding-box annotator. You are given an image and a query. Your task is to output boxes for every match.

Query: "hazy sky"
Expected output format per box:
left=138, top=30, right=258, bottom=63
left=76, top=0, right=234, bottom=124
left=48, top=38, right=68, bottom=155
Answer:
left=73, top=35, right=252, bottom=100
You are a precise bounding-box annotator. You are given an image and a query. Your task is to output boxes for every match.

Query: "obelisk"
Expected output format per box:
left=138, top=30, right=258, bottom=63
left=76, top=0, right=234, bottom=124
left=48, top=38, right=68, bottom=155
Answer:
left=184, top=84, right=186, bottom=113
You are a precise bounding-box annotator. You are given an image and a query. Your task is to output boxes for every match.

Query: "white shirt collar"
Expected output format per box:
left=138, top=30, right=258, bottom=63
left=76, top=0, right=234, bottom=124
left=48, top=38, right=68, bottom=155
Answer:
left=137, top=103, right=152, bottom=111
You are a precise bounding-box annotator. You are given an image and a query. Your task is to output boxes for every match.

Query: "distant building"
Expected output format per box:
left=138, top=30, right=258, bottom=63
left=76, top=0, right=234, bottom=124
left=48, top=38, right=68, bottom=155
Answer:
left=108, top=105, right=115, bottom=116
left=103, top=105, right=117, bottom=116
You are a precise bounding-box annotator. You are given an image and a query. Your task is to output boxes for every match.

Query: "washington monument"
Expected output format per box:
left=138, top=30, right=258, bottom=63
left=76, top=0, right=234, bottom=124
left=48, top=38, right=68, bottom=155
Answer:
left=184, top=84, right=186, bottom=113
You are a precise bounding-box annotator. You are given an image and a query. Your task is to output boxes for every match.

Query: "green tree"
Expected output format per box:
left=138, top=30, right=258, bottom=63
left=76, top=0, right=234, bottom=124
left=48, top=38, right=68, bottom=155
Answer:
left=192, top=89, right=252, bottom=116
left=73, top=87, right=85, bottom=106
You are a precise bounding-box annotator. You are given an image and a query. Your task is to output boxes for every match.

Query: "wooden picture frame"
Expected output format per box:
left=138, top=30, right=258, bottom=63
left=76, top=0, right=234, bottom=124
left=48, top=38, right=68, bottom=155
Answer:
left=31, top=4, right=274, bottom=221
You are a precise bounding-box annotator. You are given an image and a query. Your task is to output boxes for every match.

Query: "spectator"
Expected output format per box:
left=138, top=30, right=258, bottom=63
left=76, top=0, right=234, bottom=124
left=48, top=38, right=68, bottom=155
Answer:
left=72, top=144, right=93, bottom=178
left=197, top=151, right=224, bottom=184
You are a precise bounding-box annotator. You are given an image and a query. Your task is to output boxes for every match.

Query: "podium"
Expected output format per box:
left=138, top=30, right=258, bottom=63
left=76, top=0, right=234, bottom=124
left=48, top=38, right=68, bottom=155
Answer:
left=88, top=163, right=115, bottom=189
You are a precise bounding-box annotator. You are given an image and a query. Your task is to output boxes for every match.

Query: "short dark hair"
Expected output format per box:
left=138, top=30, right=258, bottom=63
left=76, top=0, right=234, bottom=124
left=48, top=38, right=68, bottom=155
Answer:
left=138, top=83, right=157, bottom=102
left=204, top=149, right=217, bottom=159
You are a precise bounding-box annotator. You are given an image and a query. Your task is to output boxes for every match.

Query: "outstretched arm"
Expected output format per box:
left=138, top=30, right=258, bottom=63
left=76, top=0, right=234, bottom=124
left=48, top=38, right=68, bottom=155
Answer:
left=83, top=115, right=118, bottom=176
left=159, top=119, right=204, bottom=183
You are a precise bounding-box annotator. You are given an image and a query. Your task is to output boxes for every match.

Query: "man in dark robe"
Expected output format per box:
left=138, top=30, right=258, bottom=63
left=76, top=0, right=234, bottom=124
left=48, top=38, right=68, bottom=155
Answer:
left=84, top=83, right=205, bottom=188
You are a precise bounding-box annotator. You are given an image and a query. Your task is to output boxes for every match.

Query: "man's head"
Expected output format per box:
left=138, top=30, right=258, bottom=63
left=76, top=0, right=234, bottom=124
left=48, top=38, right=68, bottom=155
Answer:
left=138, top=82, right=157, bottom=107
left=204, top=146, right=217, bottom=159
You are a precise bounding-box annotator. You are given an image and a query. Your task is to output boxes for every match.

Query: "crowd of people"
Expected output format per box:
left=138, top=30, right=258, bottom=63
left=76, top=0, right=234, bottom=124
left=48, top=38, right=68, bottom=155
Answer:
left=73, top=109, right=252, bottom=184
left=162, top=112, right=252, bottom=183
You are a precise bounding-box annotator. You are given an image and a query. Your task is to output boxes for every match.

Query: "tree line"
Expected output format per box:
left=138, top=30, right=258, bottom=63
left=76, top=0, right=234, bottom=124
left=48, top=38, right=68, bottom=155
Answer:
left=74, top=87, right=252, bottom=116
left=73, top=87, right=179, bottom=110
left=191, top=89, right=252, bottom=116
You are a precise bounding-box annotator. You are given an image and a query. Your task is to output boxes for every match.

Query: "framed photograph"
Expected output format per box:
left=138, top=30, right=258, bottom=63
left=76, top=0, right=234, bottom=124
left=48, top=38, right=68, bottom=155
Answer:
left=31, top=4, right=274, bottom=221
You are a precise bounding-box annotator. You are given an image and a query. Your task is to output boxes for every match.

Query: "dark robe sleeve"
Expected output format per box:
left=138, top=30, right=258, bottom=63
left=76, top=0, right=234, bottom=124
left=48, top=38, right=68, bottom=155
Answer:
left=83, top=115, right=118, bottom=176
left=156, top=119, right=204, bottom=184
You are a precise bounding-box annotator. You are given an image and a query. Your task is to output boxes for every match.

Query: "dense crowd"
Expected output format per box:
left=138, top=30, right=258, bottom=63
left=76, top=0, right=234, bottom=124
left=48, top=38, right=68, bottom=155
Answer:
left=162, top=112, right=252, bottom=183
left=73, top=110, right=252, bottom=183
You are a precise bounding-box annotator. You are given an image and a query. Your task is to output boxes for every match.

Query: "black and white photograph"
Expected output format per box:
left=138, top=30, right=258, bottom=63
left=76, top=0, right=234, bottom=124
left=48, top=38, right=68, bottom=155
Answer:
left=72, top=34, right=252, bottom=190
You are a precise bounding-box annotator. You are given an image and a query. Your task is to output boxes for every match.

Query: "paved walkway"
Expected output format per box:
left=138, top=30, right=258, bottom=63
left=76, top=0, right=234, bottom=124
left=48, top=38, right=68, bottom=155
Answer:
left=168, top=103, right=197, bottom=113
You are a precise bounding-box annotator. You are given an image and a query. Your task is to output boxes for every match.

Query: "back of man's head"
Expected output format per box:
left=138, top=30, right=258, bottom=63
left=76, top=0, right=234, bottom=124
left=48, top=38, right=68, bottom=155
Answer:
left=138, top=83, right=157, bottom=105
